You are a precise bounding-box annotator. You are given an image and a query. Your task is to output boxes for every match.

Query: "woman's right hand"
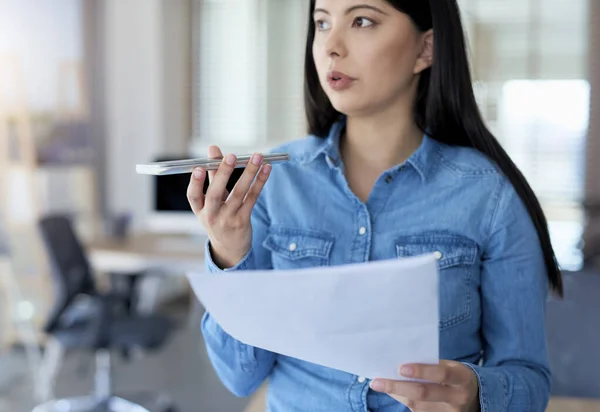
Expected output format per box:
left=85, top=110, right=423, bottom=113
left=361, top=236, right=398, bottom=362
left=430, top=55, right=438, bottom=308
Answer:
left=187, top=145, right=272, bottom=269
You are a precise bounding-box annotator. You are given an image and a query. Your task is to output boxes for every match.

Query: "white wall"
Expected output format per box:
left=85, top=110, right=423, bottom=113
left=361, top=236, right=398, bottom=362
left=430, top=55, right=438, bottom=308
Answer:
left=582, top=0, right=600, bottom=256
left=162, top=0, right=192, bottom=156
left=104, top=0, right=191, bottom=230
left=585, top=0, right=600, bottom=202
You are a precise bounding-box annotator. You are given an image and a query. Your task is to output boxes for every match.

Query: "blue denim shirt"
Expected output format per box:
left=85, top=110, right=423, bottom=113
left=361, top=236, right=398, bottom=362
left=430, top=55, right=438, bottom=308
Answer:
left=201, top=120, right=551, bottom=412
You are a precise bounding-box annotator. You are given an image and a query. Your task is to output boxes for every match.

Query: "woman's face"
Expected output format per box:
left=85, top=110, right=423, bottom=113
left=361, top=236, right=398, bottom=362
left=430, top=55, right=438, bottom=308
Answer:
left=312, top=0, right=432, bottom=117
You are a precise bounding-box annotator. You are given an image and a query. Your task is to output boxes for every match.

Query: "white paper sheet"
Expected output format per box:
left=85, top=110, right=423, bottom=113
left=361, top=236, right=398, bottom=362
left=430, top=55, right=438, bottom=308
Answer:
left=187, top=254, right=439, bottom=380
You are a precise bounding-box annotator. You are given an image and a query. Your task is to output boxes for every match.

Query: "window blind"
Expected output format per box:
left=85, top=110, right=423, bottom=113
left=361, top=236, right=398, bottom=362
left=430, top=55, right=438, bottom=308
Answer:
left=192, top=0, right=309, bottom=153
left=193, top=0, right=267, bottom=149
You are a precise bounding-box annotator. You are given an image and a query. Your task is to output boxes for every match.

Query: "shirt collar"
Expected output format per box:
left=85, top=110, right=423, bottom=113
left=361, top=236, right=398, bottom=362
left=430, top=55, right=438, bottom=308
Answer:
left=299, top=118, right=345, bottom=167
left=405, top=132, right=440, bottom=182
left=300, top=118, right=440, bottom=182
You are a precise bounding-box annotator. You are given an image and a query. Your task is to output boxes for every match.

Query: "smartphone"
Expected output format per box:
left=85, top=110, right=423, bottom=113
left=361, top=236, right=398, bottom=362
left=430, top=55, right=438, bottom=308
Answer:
left=136, top=153, right=290, bottom=176
left=154, top=161, right=244, bottom=202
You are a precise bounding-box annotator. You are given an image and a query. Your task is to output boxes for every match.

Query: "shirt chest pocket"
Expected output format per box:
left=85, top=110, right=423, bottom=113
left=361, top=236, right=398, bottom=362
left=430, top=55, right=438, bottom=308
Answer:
left=396, top=233, right=478, bottom=330
left=263, top=227, right=335, bottom=269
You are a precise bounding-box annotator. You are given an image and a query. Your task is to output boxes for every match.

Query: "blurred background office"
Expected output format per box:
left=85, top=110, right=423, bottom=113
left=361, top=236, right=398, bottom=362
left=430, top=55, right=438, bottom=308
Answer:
left=0, top=0, right=599, bottom=411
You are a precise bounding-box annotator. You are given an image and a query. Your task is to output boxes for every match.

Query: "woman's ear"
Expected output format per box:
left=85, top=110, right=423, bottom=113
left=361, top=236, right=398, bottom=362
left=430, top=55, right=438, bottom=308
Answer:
left=414, top=29, right=434, bottom=74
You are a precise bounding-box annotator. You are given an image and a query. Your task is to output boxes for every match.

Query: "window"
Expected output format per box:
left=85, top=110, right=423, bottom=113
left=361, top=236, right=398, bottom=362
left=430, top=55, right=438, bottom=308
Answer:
left=458, top=0, right=589, bottom=269
left=191, top=0, right=309, bottom=154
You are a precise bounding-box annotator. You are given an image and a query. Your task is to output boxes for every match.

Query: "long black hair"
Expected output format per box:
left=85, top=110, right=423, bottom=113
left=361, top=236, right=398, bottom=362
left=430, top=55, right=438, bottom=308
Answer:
left=304, top=0, right=563, bottom=297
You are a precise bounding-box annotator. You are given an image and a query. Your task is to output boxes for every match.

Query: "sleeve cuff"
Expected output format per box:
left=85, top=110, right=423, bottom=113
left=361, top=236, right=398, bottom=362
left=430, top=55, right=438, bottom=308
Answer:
left=462, top=363, right=509, bottom=412
left=204, top=239, right=255, bottom=273
left=201, top=310, right=228, bottom=348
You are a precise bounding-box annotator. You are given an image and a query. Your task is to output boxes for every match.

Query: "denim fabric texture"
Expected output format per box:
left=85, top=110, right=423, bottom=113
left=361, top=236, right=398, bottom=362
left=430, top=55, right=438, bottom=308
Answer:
left=201, top=119, right=551, bottom=412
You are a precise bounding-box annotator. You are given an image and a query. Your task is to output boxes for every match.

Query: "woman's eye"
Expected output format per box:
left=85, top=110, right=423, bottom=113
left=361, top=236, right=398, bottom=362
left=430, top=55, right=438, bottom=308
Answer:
left=353, top=17, right=375, bottom=28
left=316, top=20, right=331, bottom=31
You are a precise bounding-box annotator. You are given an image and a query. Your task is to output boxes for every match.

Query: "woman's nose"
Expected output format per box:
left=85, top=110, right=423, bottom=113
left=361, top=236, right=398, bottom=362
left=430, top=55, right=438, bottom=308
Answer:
left=323, top=29, right=347, bottom=59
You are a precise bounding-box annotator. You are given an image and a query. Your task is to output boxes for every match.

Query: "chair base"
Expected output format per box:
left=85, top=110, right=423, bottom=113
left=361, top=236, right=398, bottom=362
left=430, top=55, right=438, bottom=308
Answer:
left=32, top=350, right=177, bottom=412
left=32, top=395, right=152, bottom=412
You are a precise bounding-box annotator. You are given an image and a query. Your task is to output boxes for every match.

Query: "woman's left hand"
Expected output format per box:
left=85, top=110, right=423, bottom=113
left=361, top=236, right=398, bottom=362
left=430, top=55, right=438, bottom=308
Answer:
left=369, top=360, right=481, bottom=412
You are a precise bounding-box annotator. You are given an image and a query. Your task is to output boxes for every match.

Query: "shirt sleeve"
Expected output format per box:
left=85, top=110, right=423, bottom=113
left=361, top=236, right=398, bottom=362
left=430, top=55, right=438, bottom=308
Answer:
left=201, top=192, right=276, bottom=397
left=463, top=177, right=552, bottom=412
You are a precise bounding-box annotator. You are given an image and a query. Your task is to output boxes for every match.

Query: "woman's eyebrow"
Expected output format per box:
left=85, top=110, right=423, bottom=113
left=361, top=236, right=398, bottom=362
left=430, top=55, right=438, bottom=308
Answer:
left=313, top=4, right=389, bottom=17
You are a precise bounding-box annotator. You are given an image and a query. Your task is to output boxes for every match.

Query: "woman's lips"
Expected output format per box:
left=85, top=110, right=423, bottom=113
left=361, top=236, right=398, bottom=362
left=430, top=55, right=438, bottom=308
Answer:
left=327, top=71, right=356, bottom=91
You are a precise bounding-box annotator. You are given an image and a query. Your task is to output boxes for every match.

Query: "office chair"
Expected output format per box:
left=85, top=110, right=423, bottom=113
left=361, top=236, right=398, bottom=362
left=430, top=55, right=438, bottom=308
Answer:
left=32, top=214, right=178, bottom=412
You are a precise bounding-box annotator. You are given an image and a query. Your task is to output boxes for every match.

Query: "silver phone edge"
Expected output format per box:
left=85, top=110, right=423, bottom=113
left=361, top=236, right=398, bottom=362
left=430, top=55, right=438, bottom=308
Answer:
left=136, top=156, right=290, bottom=176
left=139, top=153, right=290, bottom=168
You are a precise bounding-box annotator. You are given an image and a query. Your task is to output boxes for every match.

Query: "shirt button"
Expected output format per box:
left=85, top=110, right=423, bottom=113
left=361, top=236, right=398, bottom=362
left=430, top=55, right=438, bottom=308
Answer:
left=434, top=250, right=443, bottom=260
left=359, top=227, right=367, bottom=235
left=289, top=243, right=297, bottom=251
left=357, top=376, right=366, bottom=383
left=385, top=175, right=392, bottom=184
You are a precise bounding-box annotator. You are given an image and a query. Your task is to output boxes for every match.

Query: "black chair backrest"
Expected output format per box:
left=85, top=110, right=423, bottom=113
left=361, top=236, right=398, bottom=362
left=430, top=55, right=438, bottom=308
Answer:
left=39, top=214, right=97, bottom=332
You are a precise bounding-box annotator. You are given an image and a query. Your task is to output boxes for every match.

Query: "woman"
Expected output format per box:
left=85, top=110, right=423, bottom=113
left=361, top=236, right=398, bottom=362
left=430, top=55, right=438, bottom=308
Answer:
left=187, top=0, right=563, bottom=411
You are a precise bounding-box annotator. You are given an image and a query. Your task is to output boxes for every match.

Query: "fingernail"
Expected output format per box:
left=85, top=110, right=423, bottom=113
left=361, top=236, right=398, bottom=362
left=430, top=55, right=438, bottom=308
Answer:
left=400, top=365, right=413, bottom=377
left=193, top=168, right=204, bottom=179
left=262, top=164, right=272, bottom=174
left=225, top=154, right=236, bottom=165
left=370, top=380, right=385, bottom=392
left=252, top=154, right=263, bottom=166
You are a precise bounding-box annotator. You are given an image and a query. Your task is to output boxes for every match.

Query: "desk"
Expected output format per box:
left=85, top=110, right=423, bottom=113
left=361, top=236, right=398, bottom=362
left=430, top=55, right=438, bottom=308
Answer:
left=547, top=397, right=600, bottom=412
left=88, top=232, right=206, bottom=274
left=87, top=233, right=206, bottom=315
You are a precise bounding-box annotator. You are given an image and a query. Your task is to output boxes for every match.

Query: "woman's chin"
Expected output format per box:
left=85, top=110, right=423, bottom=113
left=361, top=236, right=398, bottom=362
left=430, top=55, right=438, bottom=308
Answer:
left=329, top=99, right=372, bottom=118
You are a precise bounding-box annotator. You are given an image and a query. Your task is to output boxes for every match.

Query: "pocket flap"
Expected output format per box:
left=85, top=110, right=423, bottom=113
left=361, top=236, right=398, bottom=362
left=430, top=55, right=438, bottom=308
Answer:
left=263, top=227, right=334, bottom=260
left=396, top=233, right=478, bottom=269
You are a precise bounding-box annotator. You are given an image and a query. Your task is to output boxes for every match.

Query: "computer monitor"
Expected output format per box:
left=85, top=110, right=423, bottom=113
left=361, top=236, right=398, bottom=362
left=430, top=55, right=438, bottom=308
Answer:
left=145, top=156, right=244, bottom=235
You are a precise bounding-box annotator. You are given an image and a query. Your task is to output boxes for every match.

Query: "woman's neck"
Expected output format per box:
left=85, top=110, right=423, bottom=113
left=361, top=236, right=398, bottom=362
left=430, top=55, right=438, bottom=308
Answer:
left=341, top=111, right=423, bottom=173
